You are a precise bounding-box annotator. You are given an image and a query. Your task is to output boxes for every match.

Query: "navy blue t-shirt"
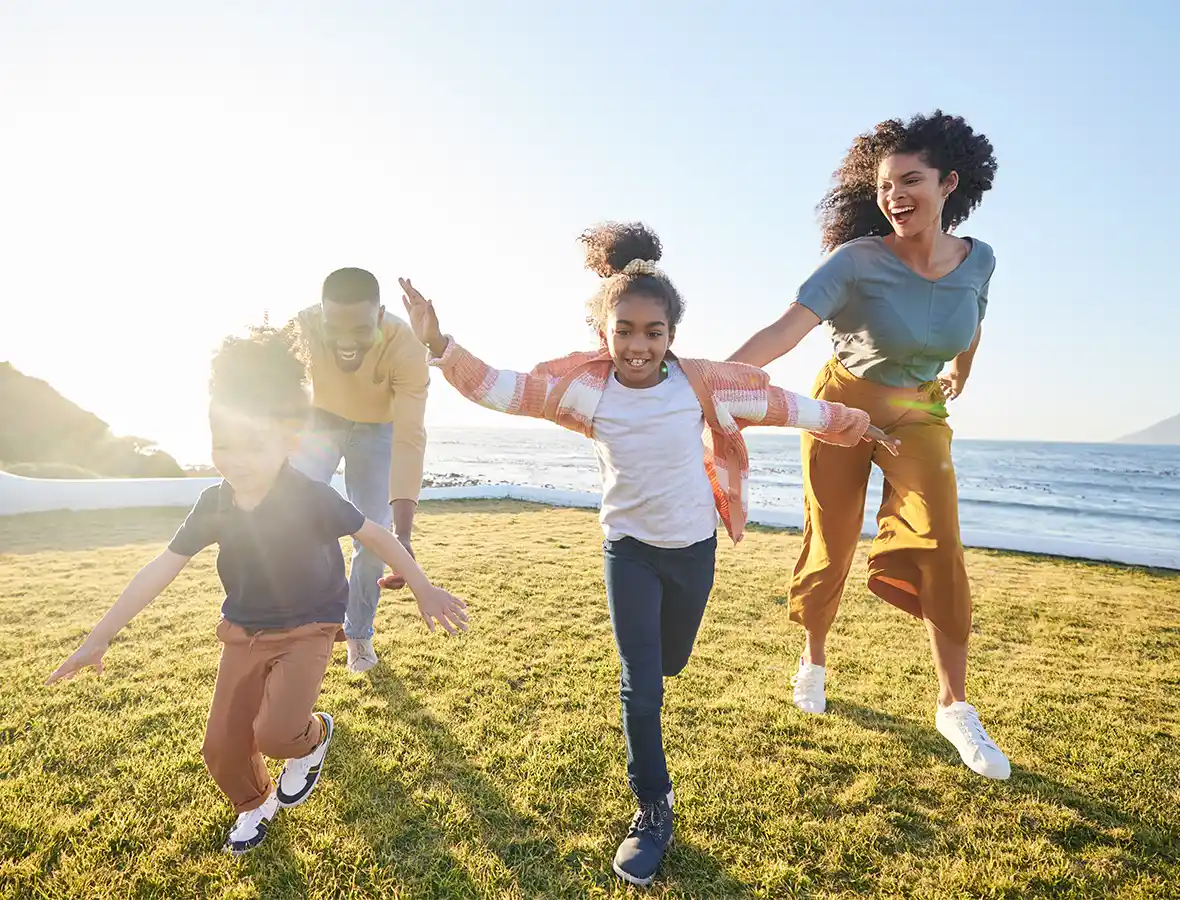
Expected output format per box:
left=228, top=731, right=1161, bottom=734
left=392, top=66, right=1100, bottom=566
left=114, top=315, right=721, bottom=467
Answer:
left=168, top=465, right=366, bottom=630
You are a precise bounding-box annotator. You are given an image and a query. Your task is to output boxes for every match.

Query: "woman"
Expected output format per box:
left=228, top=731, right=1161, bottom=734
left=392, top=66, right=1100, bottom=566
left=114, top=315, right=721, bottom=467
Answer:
left=729, top=111, right=1009, bottom=779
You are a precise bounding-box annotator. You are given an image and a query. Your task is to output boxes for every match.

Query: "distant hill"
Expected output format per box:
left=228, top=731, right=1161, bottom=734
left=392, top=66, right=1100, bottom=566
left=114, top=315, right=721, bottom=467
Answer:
left=1117, top=412, right=1180, bottom=446
left=0, top=362, right=185, bottom=478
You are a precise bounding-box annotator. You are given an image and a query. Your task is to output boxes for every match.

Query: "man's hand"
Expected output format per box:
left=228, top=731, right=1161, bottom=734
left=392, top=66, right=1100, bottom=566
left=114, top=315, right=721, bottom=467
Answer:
left=377, top=536, right=414, bottom=592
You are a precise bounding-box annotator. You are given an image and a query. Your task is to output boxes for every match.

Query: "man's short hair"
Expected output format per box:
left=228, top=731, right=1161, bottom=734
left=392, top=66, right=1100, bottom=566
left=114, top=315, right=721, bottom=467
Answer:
left=322, top=268, right=380, bottom=305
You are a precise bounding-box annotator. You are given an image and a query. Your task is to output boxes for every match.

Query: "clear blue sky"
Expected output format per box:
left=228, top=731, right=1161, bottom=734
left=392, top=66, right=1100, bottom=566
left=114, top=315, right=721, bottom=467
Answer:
left=1, top=1, right=1176, bottom=461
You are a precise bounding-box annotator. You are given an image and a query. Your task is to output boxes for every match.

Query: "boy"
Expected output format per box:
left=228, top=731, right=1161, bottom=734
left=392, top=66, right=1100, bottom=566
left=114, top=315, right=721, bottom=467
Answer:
left=47, top=326, right=468, bottom=854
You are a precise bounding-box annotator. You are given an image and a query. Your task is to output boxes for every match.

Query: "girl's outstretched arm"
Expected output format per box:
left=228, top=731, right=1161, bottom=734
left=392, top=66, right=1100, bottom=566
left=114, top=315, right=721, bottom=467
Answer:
left=399, top=277, right=599, bottom=419
left=46, top=550, right=191, bottom=683
left=719, top=365, right=898, bottom=454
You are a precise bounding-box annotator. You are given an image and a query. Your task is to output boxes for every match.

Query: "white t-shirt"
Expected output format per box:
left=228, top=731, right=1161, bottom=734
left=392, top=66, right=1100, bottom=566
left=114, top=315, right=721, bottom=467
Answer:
left=591, top=360, right=718, bottom=548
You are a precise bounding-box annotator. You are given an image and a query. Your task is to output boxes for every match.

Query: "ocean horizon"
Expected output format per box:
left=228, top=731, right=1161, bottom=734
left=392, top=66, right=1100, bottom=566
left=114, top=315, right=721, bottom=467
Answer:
left=420, top=426, right=1180, bottom=560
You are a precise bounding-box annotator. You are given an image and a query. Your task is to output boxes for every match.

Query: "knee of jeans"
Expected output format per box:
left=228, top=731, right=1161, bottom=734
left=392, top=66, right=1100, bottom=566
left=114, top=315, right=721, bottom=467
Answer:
left=620, top=681, right=663, bottom=717
left=662, top=656, right=690, bottom=678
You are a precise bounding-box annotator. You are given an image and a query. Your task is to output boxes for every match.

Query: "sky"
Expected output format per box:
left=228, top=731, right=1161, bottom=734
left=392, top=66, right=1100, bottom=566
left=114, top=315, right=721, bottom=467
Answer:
left=1, top=1, right=1177, bottom=464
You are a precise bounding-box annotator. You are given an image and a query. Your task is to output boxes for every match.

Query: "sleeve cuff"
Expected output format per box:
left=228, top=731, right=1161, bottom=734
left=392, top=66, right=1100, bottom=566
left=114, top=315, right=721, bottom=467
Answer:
left=427, top=336, right=456, bottom=368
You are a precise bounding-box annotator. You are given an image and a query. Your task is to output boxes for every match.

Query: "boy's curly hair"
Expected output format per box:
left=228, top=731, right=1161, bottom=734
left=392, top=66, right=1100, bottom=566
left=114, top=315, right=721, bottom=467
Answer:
left=818, top=110, right=997, bottom=252
left=579, top=222, right=684, bottom=334
left=209, top=324, right=309, bottom=423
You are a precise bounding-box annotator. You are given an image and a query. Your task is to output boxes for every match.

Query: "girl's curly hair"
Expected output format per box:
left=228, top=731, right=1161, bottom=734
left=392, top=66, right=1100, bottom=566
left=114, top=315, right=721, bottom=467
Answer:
left=209, top=324, right=309, bottom=423
left=818, top=110, right=997, bottom=252
left=579, top=222, right=685, bottom=334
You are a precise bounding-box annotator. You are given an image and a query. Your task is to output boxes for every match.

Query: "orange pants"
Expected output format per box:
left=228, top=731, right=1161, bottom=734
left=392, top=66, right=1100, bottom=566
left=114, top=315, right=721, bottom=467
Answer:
left=202, top=619, right=338, bottom=812
left=789, top=359, right=972, bottom=644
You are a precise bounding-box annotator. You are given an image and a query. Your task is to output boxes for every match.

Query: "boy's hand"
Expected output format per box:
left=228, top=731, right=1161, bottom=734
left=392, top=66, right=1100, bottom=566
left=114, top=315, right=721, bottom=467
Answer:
left=46, top=640, right=108, bottom=684
left=864, top=424, right=901, bottom=457
left=414, top=586, right=469, bottom=635
left=399, top=278, right=445, bottom=355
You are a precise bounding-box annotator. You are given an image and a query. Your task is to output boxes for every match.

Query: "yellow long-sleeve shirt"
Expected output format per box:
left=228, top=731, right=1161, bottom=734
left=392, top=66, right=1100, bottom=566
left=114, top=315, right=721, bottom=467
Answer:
left=296, top=305, right=430, bottom=504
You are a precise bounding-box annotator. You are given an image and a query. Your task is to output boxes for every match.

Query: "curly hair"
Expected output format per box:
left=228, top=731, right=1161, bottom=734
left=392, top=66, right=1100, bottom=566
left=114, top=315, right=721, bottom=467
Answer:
left=209, top=324, right=310, bottom=423
left=579, top=222, right=685, bottom=334
left=817, top=110, right=997, bottom=252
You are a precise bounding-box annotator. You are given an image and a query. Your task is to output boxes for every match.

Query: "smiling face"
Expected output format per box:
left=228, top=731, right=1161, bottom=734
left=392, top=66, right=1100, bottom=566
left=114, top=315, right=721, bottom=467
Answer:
left=321, top=299, right=383, bottom=372
left=876, top=152, right=958, bottom=239
left=601, top=293, right=674, bottom=389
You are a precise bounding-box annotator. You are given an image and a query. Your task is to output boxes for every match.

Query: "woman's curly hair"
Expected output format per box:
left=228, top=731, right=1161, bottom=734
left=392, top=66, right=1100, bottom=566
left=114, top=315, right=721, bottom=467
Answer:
left=209, top=324, right=310, bottom=423
left=579, top=222, right=685, bottom=335
left=818, top=110, right=997, bottom=252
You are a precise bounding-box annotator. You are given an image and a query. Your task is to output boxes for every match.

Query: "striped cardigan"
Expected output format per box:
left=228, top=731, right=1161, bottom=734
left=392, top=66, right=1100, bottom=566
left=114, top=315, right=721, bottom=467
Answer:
left=430, top=339, right=870, bottom=543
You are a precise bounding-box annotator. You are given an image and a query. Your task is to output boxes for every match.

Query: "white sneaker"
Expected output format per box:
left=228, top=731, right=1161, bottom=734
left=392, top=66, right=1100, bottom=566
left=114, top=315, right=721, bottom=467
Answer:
left=346, top=638, right=378, bottom=674
left=791, top=658, right=827, bottom=714
left=276, top=712, right=334, bottom=808
left=224, top=789, right=279, bottom=855
left=936, top=701, right=1011, bottom=780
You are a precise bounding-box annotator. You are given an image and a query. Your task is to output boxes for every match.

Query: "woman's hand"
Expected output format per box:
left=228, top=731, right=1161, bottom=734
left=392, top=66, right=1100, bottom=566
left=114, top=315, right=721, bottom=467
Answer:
left=937, top=368, right=968, bottom=401
left=864, top=424, right=901, bottom=457
left=399, top=278, right=446, bottom=356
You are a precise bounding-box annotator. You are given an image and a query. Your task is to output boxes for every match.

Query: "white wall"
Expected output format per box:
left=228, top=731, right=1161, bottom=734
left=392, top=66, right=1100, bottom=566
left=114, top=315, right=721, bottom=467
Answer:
left=1, top=471, right=1176, bottom=570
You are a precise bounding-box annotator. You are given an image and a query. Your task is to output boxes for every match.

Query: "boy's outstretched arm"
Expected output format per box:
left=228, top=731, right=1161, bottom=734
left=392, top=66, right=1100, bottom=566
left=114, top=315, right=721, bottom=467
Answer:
left=46, top=550, right=191, bottom=684
left=354, top=520, right=469, bottom=636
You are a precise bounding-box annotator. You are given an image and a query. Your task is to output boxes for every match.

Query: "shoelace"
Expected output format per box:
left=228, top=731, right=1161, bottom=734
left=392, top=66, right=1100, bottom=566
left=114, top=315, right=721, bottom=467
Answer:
left=629, top=802, right=667, bottom=837
left=232, top=803, right=270, bottom=838
left=792, top=667, right=822, bottom=694
left=950, top=705, right=998, bottom=750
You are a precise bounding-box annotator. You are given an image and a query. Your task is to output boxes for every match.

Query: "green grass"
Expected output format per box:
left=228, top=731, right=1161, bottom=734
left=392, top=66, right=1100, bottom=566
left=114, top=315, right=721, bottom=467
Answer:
left=2, top=502, right=1179, bottom=899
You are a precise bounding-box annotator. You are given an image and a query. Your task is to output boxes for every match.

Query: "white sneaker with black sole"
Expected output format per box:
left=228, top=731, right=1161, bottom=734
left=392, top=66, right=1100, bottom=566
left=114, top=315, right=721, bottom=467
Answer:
left=224, top=789, right=279, bottom=855
left=276, top=712, right=334, bottom=808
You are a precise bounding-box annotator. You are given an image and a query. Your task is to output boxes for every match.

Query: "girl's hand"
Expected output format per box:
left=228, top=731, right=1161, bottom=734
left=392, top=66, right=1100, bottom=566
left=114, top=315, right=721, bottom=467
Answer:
left=46, top=640, right=108, bottom=684
left=399, top=278, right=445, bottom=355
left=414, top=585, right=469, bottom=636
left=864, top=424, right=901, bottom=457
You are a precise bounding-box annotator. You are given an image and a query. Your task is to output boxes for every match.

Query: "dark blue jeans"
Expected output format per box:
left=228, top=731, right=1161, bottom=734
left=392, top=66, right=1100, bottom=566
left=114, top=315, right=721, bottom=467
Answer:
left=604, top=534, right=717, bottom=803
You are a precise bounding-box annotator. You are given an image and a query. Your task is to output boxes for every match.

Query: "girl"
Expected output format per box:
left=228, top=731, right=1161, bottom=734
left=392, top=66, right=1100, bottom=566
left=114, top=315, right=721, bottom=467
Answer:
left=395, top=223, right=895, bottom=887
left=729, top=111, right=1010, bottom=779
left=47, top=326, right=469, bottom=854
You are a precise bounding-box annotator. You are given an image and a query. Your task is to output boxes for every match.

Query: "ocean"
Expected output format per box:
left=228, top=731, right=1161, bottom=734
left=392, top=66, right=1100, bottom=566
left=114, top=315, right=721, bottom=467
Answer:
left=423, top=427, right=1180, bottom=560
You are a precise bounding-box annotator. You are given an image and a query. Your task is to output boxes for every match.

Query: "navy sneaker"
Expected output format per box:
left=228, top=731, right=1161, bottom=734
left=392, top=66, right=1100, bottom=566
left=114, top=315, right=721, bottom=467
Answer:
left=276, top=712, right=334, bottom=808
left=612, top=792, right=674, bottom=887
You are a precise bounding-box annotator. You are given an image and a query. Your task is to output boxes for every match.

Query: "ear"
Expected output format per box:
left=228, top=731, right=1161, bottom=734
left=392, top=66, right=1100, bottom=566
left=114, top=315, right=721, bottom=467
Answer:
left=597, top=327, right=608, bottom=347
left=667, top=325, right=676, bottom=347
left=942, top=170, right=960, bottom=197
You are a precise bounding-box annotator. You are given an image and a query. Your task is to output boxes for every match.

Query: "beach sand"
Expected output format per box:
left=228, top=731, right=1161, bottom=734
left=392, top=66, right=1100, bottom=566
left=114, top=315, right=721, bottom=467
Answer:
left=2, top=501, right=1178, bottom=898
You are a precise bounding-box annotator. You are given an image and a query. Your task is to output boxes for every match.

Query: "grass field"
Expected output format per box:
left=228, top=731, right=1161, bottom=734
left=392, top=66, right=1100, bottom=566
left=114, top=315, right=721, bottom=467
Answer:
left=2, top=502, right=1179, bottom=899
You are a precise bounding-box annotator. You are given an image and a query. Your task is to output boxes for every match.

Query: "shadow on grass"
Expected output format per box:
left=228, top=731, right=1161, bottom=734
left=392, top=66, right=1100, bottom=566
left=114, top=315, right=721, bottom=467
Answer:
left=828, top=698, right=1180, bottom=875
left=0, top=500, right=584, bottom=555
left=281, top=670, right=759, bottom=899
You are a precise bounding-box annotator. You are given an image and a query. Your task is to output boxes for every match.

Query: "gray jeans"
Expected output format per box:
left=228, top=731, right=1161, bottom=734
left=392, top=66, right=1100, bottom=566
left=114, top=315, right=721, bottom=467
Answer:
left=292, top=408, right=394, bottom=640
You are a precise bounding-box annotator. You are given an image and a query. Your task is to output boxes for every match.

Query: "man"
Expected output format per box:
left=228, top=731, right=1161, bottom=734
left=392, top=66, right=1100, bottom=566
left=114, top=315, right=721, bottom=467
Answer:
left=292, top=267, right=429, bottom=674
